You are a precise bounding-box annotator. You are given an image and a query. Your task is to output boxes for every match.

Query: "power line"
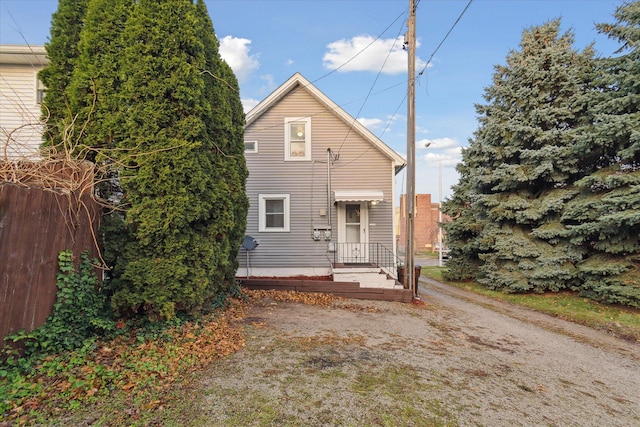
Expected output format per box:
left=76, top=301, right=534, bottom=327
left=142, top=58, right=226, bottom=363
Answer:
left=343, top=0, right=475, bottom=152
left=248, top=0, right=474, bottom=153
left=376, top=0, right=474, bottom=142
left=247, top=7, right=408, bottom=138
left=310, top=10, right=407, bottom=85
left=334, top=8, right=409, bottom=155
left=333, top=0, right=475, bottom=152
left=417, top=0, right=474, bottom=79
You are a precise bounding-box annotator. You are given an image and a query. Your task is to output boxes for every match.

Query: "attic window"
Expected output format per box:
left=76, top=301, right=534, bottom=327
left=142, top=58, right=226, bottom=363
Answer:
left=284, top=117, right=311, bottom=161
left=244, top=140, right=258, bottom=153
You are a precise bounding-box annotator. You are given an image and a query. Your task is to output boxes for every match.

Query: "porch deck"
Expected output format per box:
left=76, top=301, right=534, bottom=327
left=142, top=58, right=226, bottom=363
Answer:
left=239, top=278, right=413, bottom=303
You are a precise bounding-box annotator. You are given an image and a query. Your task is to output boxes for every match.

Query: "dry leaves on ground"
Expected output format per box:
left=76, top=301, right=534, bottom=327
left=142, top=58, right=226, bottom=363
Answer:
left=3, top=289, right=381, bottom=425
left=3, top=299, right=249, bottom=424
left=243, top=289, right=380, bottom=313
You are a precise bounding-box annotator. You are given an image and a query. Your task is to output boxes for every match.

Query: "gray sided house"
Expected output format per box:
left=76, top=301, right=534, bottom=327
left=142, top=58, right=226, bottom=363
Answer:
left=239, top=73, right=407, bottom=294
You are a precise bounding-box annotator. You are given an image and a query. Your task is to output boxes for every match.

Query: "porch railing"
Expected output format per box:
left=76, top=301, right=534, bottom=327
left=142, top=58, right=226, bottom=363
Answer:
left=332, top=243, right=400, bottom=279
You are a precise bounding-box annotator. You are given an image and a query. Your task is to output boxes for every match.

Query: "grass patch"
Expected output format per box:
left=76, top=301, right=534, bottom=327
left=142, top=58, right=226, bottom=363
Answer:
left=420, top=266, right=640, bottom=342
left=415, top=250, right=439, bottom=258
left=350, top=365, right=459, bottom=426
left=217, top=390, right=298, bottom=426
left=201, top=354, right=459, bottom=426
left=352, top=364, right=420, bottom=397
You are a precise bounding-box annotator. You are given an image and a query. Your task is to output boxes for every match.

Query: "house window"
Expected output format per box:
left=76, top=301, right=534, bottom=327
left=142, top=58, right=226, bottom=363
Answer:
left=284, top=117, right=311, bottom=161
left=244, top=140, right=258, bottom=153
left=36, top=79, right=46, bottom=104
left=259, top=194, right=290, bottom=232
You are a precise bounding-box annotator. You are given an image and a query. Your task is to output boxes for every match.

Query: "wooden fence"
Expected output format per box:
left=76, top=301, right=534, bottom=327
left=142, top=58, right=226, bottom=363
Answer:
left=0, top=161, right=101, bottom=349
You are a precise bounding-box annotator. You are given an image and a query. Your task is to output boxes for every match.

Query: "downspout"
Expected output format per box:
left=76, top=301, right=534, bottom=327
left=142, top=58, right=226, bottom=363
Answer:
left=327, top=148, right=332, bottom=230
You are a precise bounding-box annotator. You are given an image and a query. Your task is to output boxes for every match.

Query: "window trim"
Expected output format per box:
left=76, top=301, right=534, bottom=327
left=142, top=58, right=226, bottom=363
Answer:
left=284, top=117, right=311, bottom=161
left=258, top=194, right=290, bottom=232
left=36, top=77, right=46, bottom=104
left=244, top=140, right=258, bottom=153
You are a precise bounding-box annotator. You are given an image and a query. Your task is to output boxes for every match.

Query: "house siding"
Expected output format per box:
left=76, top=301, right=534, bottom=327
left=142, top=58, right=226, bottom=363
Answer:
left=240, top=85, right=397, bottom=276
left=0, top=63, right=44, bottom=159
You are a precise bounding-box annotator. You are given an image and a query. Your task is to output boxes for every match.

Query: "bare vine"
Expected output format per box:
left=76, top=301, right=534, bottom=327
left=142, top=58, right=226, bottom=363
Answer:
left=2, top=102, right=116, bottom=269
left=1, top=84, right=198, bottom=271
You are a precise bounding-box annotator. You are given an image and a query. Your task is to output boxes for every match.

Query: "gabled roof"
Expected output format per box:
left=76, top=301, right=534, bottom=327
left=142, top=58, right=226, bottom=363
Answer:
left=246, top=72, right=406, bottom=174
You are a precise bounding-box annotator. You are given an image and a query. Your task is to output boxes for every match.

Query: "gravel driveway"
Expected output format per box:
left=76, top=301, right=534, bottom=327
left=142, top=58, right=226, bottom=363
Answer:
left=200, top=278, right=640, bottom=426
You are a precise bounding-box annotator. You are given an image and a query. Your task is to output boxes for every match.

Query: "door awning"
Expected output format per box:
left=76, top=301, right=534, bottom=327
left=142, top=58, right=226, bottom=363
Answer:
left=334, top=190, right=384, bottom=202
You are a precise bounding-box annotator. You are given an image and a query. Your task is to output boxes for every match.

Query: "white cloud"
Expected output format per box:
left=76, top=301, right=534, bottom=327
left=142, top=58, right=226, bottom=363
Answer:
left=285, top=59, right=294, bottom=66
left=386, top=113, right=403, bottom=127
left=418, top=137, right=457, bottom=150
left=323, top=35, right=428, bottom=74
left=417, top=137, right=462, bottom=168
left=444, top=146, right=462, bottom=158
left=242, top=98, right=260, bottom=113
left=357, top=117, right=383, bottom=130
left=260, top=74, right=275, bottom=88
left=256, top=74, right=277, bottom=97
left=219, top=36, right=260, bottom=83
left=241, top=76, right=277, bottom=113
left=415, top=125, right=430, bottom=135
left=422, top=150, right=461, bottom=168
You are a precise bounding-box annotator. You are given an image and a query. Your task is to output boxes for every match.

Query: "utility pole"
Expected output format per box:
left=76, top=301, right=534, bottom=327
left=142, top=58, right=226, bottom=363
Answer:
left=404, top=0, right=417, bottom=298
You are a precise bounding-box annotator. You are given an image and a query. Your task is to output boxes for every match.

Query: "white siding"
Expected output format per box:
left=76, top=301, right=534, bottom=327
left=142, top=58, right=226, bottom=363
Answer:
left=0, top=64, right=44, bottom=159
left=240, top=86, right=397, bottom=275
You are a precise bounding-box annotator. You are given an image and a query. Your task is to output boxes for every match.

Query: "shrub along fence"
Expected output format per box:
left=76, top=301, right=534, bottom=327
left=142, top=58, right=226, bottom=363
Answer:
left=0, top=160, right=101, bottom=350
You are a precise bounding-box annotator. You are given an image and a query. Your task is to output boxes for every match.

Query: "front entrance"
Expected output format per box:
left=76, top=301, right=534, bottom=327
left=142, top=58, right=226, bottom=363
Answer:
left=337, top=202, right=369, bottom=263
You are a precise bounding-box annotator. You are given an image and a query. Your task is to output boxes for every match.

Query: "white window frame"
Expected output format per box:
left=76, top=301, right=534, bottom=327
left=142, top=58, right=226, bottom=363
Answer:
left=284, top=117, right=311, bottom=161
left=244, top=140, right=258, bottom=153
left=259, top=194, right=290, bottom=232
left=36, top=77, right=46, bottom=104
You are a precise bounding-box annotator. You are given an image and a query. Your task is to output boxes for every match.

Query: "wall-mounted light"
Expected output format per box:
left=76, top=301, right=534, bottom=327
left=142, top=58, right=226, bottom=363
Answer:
left=370, top=200, right=380, bottom=206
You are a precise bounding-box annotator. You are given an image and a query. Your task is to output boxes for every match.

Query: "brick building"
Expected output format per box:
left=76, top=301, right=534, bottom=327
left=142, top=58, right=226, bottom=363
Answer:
left=396, top=194, right=449, bottom=253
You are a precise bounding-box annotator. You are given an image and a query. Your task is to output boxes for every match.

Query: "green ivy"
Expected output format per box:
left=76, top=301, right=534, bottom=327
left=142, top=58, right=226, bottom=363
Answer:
left=13, top=251, right=115, bottom=357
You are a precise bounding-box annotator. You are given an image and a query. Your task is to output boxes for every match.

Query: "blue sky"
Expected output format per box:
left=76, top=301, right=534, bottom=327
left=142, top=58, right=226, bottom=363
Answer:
left=0, top=0, right=626, bottom=202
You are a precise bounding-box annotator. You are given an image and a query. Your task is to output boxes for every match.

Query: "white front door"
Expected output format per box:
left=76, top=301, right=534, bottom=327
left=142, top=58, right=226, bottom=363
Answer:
left=338, top=202, right=369, bottom=263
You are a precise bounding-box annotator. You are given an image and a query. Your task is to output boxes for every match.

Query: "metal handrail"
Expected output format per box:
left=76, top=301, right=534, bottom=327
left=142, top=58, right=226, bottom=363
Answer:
left=332, top=243, right=400, bottom=278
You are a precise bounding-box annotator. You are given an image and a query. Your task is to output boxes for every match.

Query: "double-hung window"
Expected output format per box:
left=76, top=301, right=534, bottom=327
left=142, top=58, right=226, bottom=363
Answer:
left=259, top=194, right=290, bottom=232
left=36, top=78, right=46, bottom=104
left=284, top=117, right=311, bottom=161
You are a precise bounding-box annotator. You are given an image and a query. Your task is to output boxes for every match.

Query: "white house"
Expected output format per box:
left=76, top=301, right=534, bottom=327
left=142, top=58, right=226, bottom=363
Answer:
left=0, top=44, right=48, bottom=160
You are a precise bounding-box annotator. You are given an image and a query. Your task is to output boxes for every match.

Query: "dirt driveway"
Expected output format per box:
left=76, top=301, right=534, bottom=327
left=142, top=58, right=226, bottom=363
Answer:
left=199, top=278, right=640, bottom=426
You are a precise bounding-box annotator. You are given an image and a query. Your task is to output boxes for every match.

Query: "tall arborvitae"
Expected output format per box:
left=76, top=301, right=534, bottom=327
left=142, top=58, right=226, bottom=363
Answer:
left=65, top=0, right=134, bottom=292
left=443, top=20, right=596, bottom=292
left=109, top=0, right=246, bottom=319
left=38, top=0, right=88, bottom=151
left=66, top=0, right=132, bottom=158
left=563, top=0, right=640, bottom=307
left=195, top=0, right=248, bottom=286
left=219, top=60, right=249, bottom=284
